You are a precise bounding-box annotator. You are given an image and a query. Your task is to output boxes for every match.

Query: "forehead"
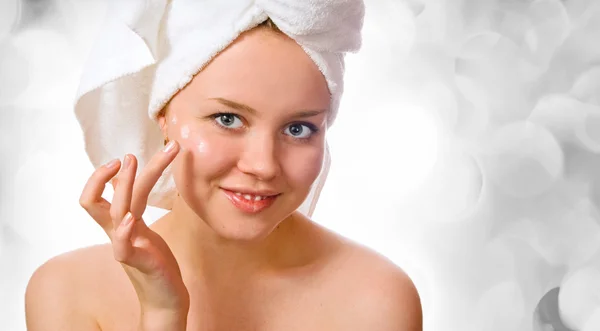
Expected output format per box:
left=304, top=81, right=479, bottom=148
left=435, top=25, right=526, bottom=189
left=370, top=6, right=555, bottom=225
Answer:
left=182, top=28, right=331, bottom=113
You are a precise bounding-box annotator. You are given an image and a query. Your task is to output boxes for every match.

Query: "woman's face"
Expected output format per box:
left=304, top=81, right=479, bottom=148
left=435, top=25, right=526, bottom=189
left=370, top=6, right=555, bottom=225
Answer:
left=159, top=27, right=330, bottom=241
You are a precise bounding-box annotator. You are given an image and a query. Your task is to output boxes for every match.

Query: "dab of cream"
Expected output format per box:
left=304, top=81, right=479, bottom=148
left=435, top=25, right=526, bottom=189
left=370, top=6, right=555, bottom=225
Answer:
left=197, top=139, right=207, bottom=153
left=180, top=125, right=190, bottom=139
left=171, top=115, right=178, bottom=124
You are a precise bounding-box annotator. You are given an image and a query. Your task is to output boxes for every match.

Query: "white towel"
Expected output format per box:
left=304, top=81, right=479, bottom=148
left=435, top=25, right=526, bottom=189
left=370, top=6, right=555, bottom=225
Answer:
left=74, top=0, right=364, bottom=215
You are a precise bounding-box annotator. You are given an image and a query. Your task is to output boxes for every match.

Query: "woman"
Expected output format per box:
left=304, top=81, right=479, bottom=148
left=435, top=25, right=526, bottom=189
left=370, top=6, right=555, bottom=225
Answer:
left=25, top=2, right=422, bottom=330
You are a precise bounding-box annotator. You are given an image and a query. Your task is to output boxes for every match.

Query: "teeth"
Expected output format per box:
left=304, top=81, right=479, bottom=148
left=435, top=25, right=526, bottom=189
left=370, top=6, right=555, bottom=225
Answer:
left=232, top=191, right=271, bottom=201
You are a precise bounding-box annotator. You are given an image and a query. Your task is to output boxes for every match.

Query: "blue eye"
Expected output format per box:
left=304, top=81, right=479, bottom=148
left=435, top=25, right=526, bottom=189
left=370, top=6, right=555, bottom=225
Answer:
left=284, top=123, right=314, bottom=139
left=214, top=113, right=243, bottom=129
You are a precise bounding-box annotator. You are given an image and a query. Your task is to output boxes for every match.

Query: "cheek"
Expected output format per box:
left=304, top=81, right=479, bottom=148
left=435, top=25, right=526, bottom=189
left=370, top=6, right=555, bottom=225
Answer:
left=282, top=147, right=324, bottom=187
left=177, top=126, right=236, bottom=174
left=176, top=124, right=210, bottom=154
left=183, top=127, right=214, bottom=157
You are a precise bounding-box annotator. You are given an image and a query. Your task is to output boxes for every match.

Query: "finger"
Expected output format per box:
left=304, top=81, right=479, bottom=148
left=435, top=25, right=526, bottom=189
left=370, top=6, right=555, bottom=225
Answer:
left=79, top=159, right=121, bottom=233
left=130, top=141, right=181, bottom=218
left=110, top=177, right=119, bottom=190
left=111, top=154, right=138, bottom=228
left=112, top=212, right=136, bottom=263
left=114, top=214, right=159, bottom=275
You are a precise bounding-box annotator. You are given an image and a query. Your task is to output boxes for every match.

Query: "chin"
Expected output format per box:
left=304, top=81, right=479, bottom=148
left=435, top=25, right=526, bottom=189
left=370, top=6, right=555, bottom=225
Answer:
left=205, top=212, right=282, bottom=243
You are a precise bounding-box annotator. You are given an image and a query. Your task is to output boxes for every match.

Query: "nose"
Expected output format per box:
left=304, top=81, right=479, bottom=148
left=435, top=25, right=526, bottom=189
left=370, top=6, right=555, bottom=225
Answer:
left=237, top=132, right=281, bottom=181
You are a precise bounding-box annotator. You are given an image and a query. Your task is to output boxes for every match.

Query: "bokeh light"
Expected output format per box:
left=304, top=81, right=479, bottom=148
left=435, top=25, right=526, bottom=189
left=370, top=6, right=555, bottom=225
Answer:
left=559, top=266, right=600, bottom=330
left=0, top=0, right=21, bottom=40
left=484, top=121, right=564, bottom=199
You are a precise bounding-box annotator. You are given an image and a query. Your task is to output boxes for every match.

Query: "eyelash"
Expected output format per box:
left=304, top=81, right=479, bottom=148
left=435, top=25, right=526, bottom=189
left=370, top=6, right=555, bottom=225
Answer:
left=208, top=112, right=319, bottom=142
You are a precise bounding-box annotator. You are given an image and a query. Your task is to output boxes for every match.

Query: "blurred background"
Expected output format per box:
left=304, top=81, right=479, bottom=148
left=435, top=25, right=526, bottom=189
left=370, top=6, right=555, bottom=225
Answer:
left=2, top=0, right=600, bottom=330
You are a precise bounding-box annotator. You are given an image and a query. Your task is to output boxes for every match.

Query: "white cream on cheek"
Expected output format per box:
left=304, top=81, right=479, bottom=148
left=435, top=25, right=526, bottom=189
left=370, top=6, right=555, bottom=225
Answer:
left=171, top=115, right=178, bottom=125
left=178, top=124, right=209, bottom=154
left=196, top=138, right=208, bottom=154
left=180, top=125, right=190, bottom=139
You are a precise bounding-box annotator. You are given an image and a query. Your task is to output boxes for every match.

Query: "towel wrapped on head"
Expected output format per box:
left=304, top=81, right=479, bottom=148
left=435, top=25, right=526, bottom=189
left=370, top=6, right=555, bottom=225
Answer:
left=74, top=0, right=365, bottom=214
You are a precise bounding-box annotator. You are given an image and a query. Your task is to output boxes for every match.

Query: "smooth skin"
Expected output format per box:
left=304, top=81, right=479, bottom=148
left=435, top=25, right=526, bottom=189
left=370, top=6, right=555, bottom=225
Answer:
left=25, top=25, right=422, bottom=331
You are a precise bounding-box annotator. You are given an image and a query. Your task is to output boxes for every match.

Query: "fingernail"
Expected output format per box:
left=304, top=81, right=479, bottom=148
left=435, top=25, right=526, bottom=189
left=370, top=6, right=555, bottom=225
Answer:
left=123, top=155, right=131, bottom=169
left=104, top=159, right=119, bottom=168
left=122, top=212, right=134, bottom=227
left=163, top=140, right=176, bottom=153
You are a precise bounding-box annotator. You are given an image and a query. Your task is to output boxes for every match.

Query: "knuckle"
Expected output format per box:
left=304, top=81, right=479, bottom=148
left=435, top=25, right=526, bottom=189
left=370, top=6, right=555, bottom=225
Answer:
left=113, top=250, right=128, bottom=263
left=92, top=166, right=104, bottom=175
left=92, top=167, right=109, bottom=180
left=79, top=198, right=91, bottom=210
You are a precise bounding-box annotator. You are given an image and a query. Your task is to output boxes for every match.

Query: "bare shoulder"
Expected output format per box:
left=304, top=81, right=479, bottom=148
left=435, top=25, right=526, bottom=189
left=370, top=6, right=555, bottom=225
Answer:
left=338, top=242, right=422, bottom=330
left=306, top=222, right=423, bottom=330
left=25, top=244, right=131, bottom=331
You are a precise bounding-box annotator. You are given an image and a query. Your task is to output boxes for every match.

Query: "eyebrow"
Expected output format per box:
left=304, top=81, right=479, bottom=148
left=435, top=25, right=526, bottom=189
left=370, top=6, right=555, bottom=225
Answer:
left=209, top=97, right=327, bottom=118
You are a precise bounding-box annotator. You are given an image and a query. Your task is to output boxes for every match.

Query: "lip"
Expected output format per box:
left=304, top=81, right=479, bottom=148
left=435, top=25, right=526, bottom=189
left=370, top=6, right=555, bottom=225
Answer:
left=220, top=187, right=281, bottom=197
left=222, top=189, right=280, bottom=214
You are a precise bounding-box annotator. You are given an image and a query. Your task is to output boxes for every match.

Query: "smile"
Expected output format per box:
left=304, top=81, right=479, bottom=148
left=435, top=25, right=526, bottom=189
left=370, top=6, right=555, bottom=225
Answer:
left=222, top=189, right=280, bottom=214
